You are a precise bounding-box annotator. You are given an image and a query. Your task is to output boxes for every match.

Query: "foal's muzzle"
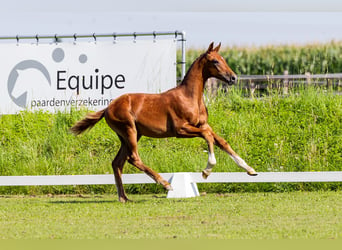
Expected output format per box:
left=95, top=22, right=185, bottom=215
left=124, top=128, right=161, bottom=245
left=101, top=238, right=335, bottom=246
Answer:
left=230, top=74, right=237, bottom=84
left=222, top=73, right=237, bottom=85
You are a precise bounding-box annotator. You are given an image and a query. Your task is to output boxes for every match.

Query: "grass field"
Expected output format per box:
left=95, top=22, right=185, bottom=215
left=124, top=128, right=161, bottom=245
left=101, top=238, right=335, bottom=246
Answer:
left=1, top=85, right=341, bottom=194
left=1, top=191, right=341, bottom=239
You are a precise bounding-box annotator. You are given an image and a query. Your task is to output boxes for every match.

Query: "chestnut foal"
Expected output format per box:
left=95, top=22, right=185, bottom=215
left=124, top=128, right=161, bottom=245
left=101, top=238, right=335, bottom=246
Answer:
left=70, top=42, right=257, bottom=202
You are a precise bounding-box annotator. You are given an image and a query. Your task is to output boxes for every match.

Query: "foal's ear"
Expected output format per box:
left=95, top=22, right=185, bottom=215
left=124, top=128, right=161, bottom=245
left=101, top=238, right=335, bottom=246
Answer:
left=213, top=42, right=221, bottom=52
left=207, top=42, right=214, bottom=53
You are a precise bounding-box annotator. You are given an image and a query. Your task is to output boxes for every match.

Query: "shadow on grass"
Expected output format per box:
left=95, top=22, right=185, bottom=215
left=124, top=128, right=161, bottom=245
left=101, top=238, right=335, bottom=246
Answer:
left=49, top=199, right=117, bottom=204
left=48, top=195, right=168, bottom=204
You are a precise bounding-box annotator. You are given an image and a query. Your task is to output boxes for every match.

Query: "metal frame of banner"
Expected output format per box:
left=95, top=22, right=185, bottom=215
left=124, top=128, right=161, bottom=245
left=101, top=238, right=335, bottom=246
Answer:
left=0, top=31, right=187, bottom=80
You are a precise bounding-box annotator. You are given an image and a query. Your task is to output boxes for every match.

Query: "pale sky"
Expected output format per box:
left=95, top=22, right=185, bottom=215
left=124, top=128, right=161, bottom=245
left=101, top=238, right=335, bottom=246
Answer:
left=1, top=1, right=342, bottom=48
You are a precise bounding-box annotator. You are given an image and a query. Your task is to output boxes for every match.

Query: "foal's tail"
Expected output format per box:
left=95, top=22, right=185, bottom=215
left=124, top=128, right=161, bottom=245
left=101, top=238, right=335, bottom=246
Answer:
left=70, top=109, right=106, bottom=135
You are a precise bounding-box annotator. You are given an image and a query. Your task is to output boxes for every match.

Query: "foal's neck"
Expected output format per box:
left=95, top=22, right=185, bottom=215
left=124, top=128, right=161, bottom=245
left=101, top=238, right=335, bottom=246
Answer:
left=180, top=55, right=208, bottom=102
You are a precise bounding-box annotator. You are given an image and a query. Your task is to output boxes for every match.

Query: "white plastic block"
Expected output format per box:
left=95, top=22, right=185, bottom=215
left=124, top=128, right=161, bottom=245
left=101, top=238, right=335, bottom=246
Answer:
left=166, top=172, right=200, bottom=198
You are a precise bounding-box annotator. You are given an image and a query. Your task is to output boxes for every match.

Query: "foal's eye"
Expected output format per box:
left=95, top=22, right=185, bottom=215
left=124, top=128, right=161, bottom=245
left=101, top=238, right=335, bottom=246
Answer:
left=212, top=59, right=219, bottom=64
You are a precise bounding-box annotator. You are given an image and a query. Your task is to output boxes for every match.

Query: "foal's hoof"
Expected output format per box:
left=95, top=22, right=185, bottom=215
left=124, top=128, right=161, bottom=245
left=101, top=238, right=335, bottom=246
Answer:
left=118, top=196, right=132, bottom=203
left=247, top=169, right=258, bottom=176
left=165, top=183, right=173, bottom=191
left=160, top=180, right=173, bottom=191
left=202, top=170, right=211, bottom=179
left=119, top=198, right=128, bottom=203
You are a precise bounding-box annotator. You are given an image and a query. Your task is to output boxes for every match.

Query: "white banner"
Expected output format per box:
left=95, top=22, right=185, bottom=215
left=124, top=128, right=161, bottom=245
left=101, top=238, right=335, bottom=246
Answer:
left=0, top=40, right=176, bottom=114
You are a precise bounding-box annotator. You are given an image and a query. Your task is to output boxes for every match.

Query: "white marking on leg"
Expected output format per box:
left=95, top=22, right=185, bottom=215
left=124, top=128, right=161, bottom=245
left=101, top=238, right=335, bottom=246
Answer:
left=202, top=151, right=216, bottom=178
left=208, top=151, right=216, bottom=166
left=230, top=154, right=257, bottom=175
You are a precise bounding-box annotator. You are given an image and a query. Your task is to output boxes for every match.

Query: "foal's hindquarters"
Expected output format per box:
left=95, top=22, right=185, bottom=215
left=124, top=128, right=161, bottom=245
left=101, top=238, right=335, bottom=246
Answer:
left=104, top=94, right=174, bottom=202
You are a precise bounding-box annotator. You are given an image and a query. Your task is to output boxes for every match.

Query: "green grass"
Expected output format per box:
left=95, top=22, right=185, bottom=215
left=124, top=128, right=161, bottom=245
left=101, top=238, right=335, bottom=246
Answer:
left=1, top=191, right=341, bottom=239
left=0, top=85, right=342, bottom=194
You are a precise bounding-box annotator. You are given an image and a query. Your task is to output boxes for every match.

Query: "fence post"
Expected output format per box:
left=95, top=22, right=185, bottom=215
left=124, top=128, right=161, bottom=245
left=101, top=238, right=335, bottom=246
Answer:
left=249, top=80, right=256, bottom=97
left=283, top=70, right=289, bottom=95
left=166, top=173, right=200, bottom=198
left=305, top=72, right=311, bottom=86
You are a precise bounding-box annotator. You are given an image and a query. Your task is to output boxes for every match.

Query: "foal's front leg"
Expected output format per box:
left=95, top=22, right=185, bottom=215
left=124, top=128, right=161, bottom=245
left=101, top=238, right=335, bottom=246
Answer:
left=177, top=123, right=217, bottom=179
left=211, top=131, right=257, bottom=176
left=201, top=132, right=217, bottom=179
left=180, top=123, right=257, bottom=178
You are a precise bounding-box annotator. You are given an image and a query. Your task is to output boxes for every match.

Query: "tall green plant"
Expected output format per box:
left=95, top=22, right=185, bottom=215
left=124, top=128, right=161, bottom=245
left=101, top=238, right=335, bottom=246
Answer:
left=180, top=41, right=342, bottom=77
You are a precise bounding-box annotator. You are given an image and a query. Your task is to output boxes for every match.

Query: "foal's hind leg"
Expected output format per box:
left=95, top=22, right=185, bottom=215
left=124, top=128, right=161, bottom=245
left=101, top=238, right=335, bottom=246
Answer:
left=126, top=129, right=172, bottom=191
left=112, top=142, right=130, bottom=203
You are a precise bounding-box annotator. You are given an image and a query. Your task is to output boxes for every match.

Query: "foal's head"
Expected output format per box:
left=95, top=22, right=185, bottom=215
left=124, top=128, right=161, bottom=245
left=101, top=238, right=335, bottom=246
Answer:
left=203, top=42, right=237, bottom=85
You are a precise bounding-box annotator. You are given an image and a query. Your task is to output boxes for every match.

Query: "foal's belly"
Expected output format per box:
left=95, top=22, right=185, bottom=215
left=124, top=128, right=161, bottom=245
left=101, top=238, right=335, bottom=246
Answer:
left=135, top=120, right=175, bottom=138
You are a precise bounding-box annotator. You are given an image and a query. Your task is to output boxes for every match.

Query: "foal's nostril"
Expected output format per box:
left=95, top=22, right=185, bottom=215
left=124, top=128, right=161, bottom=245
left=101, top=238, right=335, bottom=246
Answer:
left=231, top=75, right=236, bottom=83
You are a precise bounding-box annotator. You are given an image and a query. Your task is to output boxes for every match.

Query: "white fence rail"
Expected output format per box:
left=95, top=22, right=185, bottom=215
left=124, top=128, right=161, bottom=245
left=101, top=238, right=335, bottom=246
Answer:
left=1, top=172, right=341, bottom=198
left=1, top=172, right=341, bottom=186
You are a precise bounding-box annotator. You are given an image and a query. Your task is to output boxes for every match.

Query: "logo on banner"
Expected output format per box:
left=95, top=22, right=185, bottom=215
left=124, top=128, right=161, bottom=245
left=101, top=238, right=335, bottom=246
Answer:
left=6, top=47, right=125, bottom=109
left=7, top=60, right=51, bottom=108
